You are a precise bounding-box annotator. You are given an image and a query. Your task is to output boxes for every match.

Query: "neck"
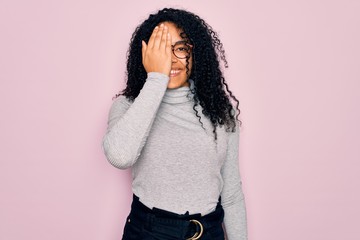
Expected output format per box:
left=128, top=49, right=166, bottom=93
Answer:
left=162, top=79, right=195, bottom=104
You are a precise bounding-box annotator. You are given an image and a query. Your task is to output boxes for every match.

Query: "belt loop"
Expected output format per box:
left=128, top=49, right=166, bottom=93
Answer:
left=144, top=212, right=152, bottom=231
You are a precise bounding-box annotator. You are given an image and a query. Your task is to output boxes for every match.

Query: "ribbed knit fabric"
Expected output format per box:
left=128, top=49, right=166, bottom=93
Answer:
left=102, top=72, right=248, bottom=239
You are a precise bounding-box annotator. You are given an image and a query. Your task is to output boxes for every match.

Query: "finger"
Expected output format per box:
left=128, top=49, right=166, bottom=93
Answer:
left=154, top=23, right=164, bottom=49
left=166, top=32, right=172, bottom=56
left=160, top=25, right=168, bottom=51
left=148, top=26, right=159, bottom=49
left=141, top=40, right=147, bottom=61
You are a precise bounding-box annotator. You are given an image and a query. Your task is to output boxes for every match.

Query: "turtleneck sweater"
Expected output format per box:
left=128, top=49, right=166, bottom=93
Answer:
left=102, top=72, right=247, bottom=240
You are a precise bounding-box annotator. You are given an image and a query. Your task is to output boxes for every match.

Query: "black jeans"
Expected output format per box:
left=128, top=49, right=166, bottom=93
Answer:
left=122, top=194, right=225, bottom=240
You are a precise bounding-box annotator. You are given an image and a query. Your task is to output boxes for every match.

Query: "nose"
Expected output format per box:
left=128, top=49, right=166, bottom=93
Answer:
left=171, top=51, right=178, bottom=63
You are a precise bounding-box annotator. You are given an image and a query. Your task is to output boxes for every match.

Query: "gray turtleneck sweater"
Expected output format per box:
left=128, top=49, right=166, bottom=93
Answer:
left=102, top=72, right=247, bottom=239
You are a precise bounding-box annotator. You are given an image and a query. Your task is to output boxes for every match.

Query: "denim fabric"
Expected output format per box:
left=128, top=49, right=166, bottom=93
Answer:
left=122, top=194, right=225, bottom=240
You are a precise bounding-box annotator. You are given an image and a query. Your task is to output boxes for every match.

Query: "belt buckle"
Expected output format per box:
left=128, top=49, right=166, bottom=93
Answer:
left=186, top=219, right=203, bottom=240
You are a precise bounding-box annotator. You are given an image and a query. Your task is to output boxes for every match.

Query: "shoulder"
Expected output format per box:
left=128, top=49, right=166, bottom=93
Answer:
left=110, top=95, right=133, bottom=112
left=223, top=118, right=240, bottom=147
left=113, top=95, right=132, bottom=105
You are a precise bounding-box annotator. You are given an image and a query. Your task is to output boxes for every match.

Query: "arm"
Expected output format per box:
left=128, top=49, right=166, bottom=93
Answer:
left=102, top=23, right=172, bottom=169
left=102, top=72, right=169, bottom=169
left=221, top=122, right=248, bottom=240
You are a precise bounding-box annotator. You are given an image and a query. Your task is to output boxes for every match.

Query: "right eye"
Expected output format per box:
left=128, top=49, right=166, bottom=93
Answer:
left=175, top=45, right=189, bottom=52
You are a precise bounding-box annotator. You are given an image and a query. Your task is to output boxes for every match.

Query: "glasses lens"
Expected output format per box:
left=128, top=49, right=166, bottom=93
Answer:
left=173, top=42, right=191, bottom=59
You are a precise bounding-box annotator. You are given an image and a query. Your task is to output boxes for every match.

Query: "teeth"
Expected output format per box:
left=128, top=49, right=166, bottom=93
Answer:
left=170, top=70, right=180, bottom=75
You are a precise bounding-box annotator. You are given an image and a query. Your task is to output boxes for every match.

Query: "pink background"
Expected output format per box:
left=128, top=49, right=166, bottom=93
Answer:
left=1, top=0, right=359, bottom=239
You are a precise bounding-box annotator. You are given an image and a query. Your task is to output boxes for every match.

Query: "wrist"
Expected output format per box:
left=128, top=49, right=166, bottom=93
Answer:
left=147, top=72, right=170, bottom=79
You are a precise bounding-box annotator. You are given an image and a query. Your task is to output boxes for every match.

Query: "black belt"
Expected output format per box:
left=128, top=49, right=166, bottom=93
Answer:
left=128, top=194, right=224, bottom=239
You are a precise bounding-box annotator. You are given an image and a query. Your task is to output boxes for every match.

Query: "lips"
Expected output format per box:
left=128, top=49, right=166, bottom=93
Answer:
left=170, top=69, right=181, bottom=77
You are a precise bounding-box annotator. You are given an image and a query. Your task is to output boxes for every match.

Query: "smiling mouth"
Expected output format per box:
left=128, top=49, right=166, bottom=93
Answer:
left=170, top=69, right=181, bottom=77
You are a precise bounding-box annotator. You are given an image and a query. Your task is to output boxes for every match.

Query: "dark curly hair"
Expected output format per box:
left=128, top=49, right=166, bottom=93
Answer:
left=114, top=7, right=241, bottom=140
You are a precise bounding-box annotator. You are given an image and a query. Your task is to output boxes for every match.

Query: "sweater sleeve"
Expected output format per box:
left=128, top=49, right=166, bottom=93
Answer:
left=220, top=121, right=248, bottom=240
left=101, top=72, right=170, bottom=169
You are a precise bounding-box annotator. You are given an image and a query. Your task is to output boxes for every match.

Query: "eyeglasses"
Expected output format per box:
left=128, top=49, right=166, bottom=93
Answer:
left=171, top=40, right=193, bottom=59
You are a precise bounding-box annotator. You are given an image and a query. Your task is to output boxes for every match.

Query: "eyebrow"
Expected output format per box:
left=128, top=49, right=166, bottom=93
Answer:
left=171, top=40, right=188, bottom=45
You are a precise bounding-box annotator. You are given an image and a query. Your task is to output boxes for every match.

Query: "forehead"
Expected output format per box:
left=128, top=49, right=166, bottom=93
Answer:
left=159, top=21, right=187, bottom=44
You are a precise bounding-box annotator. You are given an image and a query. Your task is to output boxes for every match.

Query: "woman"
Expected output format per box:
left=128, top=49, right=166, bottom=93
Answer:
left=102, top=8, right=248, bottom=240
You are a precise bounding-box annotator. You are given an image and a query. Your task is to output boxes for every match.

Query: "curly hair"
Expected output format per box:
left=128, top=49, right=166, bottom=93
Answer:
left=114, top=7, right=241, bottom=140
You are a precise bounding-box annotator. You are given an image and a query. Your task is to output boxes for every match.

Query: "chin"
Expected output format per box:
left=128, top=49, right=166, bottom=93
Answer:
left=167, top=77, right=189, bottom=89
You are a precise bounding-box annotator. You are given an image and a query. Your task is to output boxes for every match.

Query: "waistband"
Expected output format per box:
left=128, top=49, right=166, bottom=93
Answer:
left=128, top=194, right=224, bottom=239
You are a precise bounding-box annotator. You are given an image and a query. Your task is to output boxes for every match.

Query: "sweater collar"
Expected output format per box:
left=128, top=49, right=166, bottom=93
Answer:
left=162, top=79, right=195, bottom=104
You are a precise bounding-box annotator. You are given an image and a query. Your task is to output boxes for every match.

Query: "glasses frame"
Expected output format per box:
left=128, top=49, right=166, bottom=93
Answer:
left=171, top=40, right=194, bottom=59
